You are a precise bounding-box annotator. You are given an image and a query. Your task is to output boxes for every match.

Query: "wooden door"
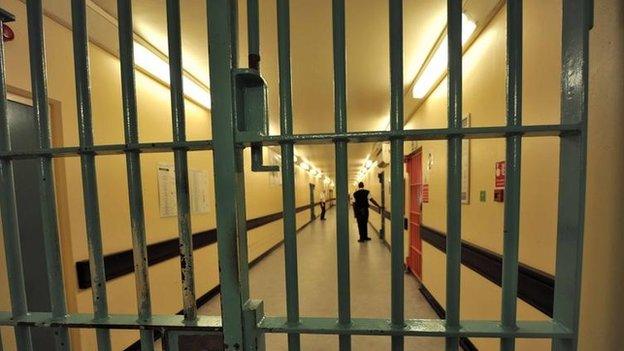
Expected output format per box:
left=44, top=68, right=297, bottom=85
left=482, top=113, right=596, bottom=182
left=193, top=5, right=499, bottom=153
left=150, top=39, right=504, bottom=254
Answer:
left=406, top=150, right=423, bottom=280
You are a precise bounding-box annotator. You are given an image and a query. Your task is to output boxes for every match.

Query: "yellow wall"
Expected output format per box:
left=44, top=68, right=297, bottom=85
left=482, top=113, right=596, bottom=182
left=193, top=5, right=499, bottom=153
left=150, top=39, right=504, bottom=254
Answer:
left=0, top=0, right=330, bottom=349
left=366, top=1, right=623, bottom=350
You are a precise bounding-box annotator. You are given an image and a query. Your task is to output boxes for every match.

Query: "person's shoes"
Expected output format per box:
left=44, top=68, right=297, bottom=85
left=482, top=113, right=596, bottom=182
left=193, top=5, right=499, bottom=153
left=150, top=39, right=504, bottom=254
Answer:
left=358, top=239, right=366, bottom=242
left=364, top=237, right=372, bottom=241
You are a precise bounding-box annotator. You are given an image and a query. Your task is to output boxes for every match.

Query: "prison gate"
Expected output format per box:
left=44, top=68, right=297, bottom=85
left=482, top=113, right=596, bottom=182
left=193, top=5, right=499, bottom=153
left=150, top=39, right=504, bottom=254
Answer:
left=0, top=0, right=591, bottom=350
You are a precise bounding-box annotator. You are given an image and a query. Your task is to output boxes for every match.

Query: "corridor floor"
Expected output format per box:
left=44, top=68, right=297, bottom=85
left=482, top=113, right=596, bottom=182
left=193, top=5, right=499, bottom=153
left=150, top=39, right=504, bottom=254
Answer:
left=196, top=208, right=445, bottom=350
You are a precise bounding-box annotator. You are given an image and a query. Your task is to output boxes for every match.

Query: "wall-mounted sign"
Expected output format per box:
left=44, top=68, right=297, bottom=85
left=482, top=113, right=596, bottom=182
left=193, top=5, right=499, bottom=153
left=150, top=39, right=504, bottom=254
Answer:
left=495, top=161, right=506, bottom=188
left=494, top=161, right=506, bottom=203
left=422, top=184, right=429, bottom=203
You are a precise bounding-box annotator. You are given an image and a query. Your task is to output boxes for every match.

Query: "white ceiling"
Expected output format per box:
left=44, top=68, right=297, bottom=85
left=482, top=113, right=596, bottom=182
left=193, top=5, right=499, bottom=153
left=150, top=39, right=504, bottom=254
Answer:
left=37, top=0, right=500, bottom=184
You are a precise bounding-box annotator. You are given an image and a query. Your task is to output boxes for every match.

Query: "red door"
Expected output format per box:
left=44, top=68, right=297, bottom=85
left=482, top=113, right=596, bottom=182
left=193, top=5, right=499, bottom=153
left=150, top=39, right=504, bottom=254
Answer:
left=405, top=150, right=423, bottom=281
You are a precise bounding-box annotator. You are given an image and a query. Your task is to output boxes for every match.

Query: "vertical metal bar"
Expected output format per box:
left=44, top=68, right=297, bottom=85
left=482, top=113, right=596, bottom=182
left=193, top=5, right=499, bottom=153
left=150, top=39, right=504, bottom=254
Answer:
left=25, top=2, right=71, bottom=349
left=332, top=0, right=351, bottom=349
left=166, top=0, right=198, bottom=322
left=235, top=152, right=251, bottom=304
left=552, top=0, right=590, bottom=350
left=445, top=1, right=462, bottom=350
left=276, top=1, right=301, bottom=349
left=207, top=0, right=246, bottom=349
left=389, top=1, right=405, bottom=350
left=70, top=1, right=112, bottom=349
left=0, top=10, right=33, bottom=351
left=116, top=1, right=155, bottom=349
left=500, top=1, right=522, bottom=350
left=379, top=172, right=386, bottom=240
left=247, top=0, right=260, bottom=70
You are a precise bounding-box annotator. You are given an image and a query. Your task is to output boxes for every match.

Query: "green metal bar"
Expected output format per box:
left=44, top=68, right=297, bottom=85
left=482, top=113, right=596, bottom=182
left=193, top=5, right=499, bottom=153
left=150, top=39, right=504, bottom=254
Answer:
left=258, top=317, right=573, bottom=338
left=276, top=1, right=301, bottom=350
left=379, top=172, right=386, bottom=239
left=552, top=0, right=590, bottom=350
left=445, top=1, right=462, bottom=350
left=0, top=124, right=580, bottom=161
left=206, top=0, right=246, bottom=348
left=70, top=1, right=111, bottom=349
left=116, top=1, right=155, bottom=349
left=247, top=0, right=260, bottom=70
left=235, top=152, right=251, bottom=304
left=25, top=2, right=71, bottom=349
left=500, top=1, right=522, bottom=350
left=0, top=312, right=574, bottom=339
left=332, top=0, right=351, bottom=349
left=234, top=124, right=579, bottom=146
left=0, top=312, right=222, bottom=331
left=166, top=0, right=198, bottom=322
left=332, top=6, right=352, bottom=350
left=389, top=0, right=405, bottom=350
left=0, top=140, right=214, bottom=160
left=0, top=10, right=33, bottom=351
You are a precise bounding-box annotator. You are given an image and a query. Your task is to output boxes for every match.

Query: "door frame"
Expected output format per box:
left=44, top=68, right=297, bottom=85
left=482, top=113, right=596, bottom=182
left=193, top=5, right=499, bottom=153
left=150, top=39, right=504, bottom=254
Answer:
left=6, top=90, right=81, bottom=349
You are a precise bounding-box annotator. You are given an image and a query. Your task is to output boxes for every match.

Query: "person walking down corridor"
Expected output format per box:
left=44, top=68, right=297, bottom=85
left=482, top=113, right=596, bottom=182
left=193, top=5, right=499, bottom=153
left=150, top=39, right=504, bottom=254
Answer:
left=352, top=182, right=381, bottom=242
left=320, top=191, right=327, bottom=220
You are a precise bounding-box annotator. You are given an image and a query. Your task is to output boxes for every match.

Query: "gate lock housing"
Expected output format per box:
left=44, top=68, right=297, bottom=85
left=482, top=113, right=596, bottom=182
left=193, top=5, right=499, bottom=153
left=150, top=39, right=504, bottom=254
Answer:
left=233, top=68, right=279, bottom=172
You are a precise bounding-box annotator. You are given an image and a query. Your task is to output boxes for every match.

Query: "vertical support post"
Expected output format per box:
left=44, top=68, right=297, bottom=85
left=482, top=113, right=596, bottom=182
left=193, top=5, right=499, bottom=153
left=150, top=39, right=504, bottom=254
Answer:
left=247, top=0, right=261, bottom=70
left=207, top=0, right=246, bottom=349
left=116, top=2, right=155, bottom=349
left=332, top=0, right=351, bottom=349
left=0, top=9, right=33, bottom=351
left=25, top=2, right=70, bottom=349
left=500, top=1, right=522, bottom=350
left=552, top=0, right=590, bottom=350
left=166, top=0, right=198, bottom=322
left=389, top=1, right=405, bottom=350
left=445, top=1, right=462, bottom=350
left=276, top=1, right=301, bottom=349
left=70, top=1, right=112, bottom=349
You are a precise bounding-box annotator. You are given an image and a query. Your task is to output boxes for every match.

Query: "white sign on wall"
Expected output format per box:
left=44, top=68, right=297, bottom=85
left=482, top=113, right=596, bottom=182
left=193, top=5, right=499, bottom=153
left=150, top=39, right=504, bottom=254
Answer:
left=157, top=163, right=210, bottom=218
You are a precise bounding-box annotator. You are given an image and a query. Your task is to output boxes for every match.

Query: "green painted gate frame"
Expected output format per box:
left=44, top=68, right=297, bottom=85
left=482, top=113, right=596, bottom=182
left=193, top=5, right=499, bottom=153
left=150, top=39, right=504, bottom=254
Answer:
left=0, top=0, right=592, bottom=351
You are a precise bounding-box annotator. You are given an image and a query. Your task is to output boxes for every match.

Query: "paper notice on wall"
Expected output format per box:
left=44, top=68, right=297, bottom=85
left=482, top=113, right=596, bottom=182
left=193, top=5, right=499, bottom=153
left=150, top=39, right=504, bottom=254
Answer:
left=190, top=169, right=210, bottom=214
left=158, top=163, right=210, bottom=218
left=158, top=163, right=178, bottom=217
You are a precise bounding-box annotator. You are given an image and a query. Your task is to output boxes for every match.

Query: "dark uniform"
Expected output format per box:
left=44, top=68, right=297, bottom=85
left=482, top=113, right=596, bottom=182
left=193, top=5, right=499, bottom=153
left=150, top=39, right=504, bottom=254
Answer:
left=353, top=188, right=372, bottom=241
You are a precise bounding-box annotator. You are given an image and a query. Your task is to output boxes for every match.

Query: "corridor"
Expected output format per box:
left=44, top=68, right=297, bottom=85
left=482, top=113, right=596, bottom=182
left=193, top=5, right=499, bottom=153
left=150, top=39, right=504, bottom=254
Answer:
left=0, top=0, right=621, bottom=350
left=195, top=208, right=443, bottom=350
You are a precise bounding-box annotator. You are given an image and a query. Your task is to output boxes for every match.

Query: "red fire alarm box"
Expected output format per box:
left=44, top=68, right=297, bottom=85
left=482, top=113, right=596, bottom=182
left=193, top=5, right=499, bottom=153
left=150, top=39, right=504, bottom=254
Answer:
left=2, top=24, right=14, bottom=42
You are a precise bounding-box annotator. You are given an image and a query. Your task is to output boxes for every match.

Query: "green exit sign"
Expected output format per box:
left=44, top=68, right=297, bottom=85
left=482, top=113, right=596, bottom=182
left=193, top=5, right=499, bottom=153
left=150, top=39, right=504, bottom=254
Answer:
left=480, top=190, right=486, bottom=202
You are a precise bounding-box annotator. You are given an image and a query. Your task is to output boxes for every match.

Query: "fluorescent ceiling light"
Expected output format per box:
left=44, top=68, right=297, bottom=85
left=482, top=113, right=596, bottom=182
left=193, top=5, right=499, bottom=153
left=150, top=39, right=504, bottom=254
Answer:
left=411, top=13, right=476, bottom=99
left=133, top=42, right=211, bottom=109
left=365, top=160, right=373, bottom=169
left=300, top=162, right=310, bottom=171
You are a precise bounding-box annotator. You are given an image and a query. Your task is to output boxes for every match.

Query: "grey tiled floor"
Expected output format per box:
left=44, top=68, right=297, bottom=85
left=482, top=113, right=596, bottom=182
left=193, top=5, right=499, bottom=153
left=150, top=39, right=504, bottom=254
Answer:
left=196, top=208, right=445, bottom=350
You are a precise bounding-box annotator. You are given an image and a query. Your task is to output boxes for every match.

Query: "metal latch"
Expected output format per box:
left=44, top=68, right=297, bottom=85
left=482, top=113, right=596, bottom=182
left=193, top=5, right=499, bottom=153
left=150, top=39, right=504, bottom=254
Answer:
left=233, top=68, right=279, bottom=172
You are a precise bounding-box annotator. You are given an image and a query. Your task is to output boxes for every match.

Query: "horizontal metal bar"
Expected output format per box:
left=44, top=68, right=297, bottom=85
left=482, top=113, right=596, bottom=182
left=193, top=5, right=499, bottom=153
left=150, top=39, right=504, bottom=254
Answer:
left=258, top=317, right=573, bottom=339
left=0, top=312, right=572, bottom=339
left=0, top=140, right=213, bottom=159
left=0, top=123, right=581, bottom=160
left=0, top=312, right=221, bottom=331
left=237, top=124, right=581, bottom=145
